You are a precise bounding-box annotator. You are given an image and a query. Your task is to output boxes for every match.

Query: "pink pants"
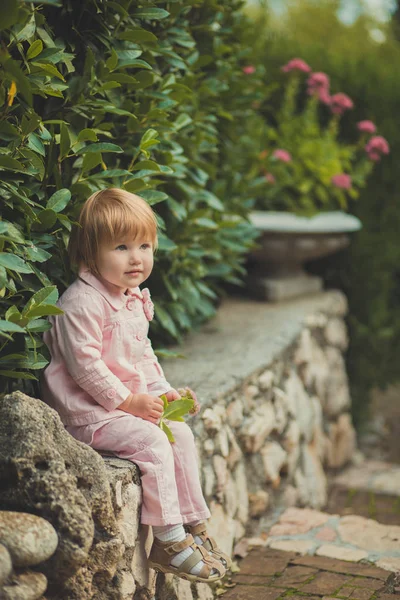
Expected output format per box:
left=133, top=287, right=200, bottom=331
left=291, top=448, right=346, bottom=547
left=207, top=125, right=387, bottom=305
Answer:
left=84, top=415, right=210, bottom=526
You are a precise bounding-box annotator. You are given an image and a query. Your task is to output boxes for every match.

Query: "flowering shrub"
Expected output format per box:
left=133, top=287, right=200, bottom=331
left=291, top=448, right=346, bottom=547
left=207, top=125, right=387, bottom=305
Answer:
left=256, top=58, right=390, bottom=214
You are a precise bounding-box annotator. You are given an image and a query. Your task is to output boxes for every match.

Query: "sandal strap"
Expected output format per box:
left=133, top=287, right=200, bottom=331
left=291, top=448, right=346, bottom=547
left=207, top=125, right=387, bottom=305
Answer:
left=164, top=534, right=195, bottom=556
left=188, top=522, right=207, bottom=536
left=179, top=546, right=210, bottom=574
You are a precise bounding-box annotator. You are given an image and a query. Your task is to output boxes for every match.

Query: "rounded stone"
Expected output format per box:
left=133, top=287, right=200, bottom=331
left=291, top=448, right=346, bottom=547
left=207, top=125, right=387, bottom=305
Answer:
left=0, top=511, right=58, bottom=567
left=1, top=570, right=47, bottom=600
left=0, top=542, right=12, bottom=586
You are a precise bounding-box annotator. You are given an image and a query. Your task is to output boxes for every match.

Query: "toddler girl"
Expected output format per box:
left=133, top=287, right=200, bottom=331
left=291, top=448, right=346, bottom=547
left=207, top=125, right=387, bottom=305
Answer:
left=42, top=188, right=230, bottom=583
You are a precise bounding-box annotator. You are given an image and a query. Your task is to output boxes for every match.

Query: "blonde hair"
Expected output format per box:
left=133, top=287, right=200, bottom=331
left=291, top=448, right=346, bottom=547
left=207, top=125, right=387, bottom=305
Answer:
left=68, top=188, right=158, bottom=274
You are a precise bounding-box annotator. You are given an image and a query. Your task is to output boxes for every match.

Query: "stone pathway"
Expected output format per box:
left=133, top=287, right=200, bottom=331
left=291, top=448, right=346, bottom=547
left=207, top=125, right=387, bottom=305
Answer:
left=220, top=461, right=400, bottom=599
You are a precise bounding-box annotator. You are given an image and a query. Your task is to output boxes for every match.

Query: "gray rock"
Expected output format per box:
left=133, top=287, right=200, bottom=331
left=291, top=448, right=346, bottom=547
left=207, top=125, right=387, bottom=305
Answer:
left=0, top=542, right=12, bottom=586
left=1, top=571, right=47, bottom=600
left=0, top=392, right=120, bottom=599
left=0, top=511, right=58, bottom=567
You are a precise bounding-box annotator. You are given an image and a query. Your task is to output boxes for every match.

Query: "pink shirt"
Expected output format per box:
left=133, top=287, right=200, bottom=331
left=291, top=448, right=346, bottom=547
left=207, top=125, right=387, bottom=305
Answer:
left=42, top=269, right=172, bottom=426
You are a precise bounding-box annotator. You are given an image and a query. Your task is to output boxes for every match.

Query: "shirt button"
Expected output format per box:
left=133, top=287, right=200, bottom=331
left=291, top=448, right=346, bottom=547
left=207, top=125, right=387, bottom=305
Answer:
left=106, top=389, right=116, bottom=399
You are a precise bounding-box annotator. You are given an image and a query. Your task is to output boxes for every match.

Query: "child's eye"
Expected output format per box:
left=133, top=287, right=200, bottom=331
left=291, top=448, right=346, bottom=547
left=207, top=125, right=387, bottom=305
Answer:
left=140, top=243, right=152, bottom=250
left=116, top=244, right=127, bottom=251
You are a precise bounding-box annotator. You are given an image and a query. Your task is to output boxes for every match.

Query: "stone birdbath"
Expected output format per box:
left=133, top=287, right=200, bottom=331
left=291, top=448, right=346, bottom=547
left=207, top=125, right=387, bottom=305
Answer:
left=247, top=211, right=362, bottom=302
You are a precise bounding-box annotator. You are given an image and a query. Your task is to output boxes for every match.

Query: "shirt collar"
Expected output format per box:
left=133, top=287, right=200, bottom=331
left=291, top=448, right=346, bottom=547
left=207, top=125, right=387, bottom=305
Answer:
left=78, top=268, right=143, bottom=310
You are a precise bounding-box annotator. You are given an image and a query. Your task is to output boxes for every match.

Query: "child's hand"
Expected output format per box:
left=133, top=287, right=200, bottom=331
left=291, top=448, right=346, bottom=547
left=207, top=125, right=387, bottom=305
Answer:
left=119, top=393, right=164, bottom=424
left=163, top=389, right=181, bottom=403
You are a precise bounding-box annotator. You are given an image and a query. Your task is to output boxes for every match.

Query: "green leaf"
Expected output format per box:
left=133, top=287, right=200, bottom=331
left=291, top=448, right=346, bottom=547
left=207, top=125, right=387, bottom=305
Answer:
left=46, top=189, right=71, bottom=212
left=174, top=113, right=192, bottom=130
left=194, top=218, right=218, bottom=229
left=132, top=8, right=169, bottom=20
left=26, top=304, right=64, bottom=318
left=105, top=73, right=138, bottom=85
left=0, top=320, right=25, bottom=333
left=140, top=128, right=158, bottom=146
left=154, top=303, right=178, bottom=337
left=0, top=156, right=25, bottom=172
left=60, top=122, right=71, bottom=159
left=82, top=152, right=102, bottom=173
left=0, top=253, right=33, bottom=273
left=26, top=319, right=52, bottom=332
left=157, top=233, right=178, bottom=251
left=140, top=190, right=168, bottom=205
left=118, top=29, right=158, bottom=43
left=0, top=0, right=18, bottom=29
left=27, top=39, right=44, bottom=60
left=161, top=394, right=169, bottom=410
left=159, top=420, right=175, bottom=442
left=35, top=209, right=58, bottom=230
left=163, top=398, right=194, bottom=420
left=0, top=222, right=25, bottom=243
left=31, top=62, right=65, bottom=81
left=0, top=370, right=37, bottom=380
left=77, top=128, right=98, bottom=142
left=25, top=245, right=52, bottom=263
left=75, top=143, right=123, bottom=154
left=131, top=160, right=161, bottom=172
left=23, top=286, right=59, bottom=317
left=28, top=132, right=46, bottom=156
left=106, top=48, right=118, bottom=71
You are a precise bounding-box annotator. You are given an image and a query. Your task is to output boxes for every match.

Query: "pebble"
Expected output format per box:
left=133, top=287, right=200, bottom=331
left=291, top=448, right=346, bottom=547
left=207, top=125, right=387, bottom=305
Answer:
left=1, top=571, right=47, bottom=600
left=0, top=512, right=58, bottom=567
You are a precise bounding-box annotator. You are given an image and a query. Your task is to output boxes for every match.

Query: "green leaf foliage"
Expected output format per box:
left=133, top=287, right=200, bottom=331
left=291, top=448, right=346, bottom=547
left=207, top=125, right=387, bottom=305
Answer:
left=0, top=0, right=263, bottom=392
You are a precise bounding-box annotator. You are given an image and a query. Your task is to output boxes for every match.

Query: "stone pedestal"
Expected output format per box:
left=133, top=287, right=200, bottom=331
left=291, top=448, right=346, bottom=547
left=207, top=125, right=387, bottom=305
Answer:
left=248, top=211, right=361, bottom=302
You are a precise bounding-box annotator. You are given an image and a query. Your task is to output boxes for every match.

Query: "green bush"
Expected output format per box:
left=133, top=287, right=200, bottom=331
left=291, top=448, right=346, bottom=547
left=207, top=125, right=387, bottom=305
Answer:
left=0, top=0, right=266, bottom=394
left=257, top=0, right=400, bottom=424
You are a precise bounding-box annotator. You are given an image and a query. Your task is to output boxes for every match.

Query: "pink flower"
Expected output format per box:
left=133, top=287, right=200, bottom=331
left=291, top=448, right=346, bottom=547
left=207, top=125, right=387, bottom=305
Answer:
left=307, top=72, right=330, bottom=90
left=242, top=65, right=255, bottom=74
left=365, top=135, right=390, bottom=158
left=330, top=93, right=354, bottom=115
left=178, top=387, right=201, bottom=416
left=273, top=149, right=292, bottom=163
left=307, top=72, right=331, bottom=103
left=318, top=89, right=331, bottom=105
left=368, top=151, right=381, bottom=161
left=357, top=120, right=377, bottom=134
left=281, top=58, right=311, bottom=73
left=331, top=174, right=352, bottom=189
left=265, top=173, right=276, bottom=184
left=141, top=288, right=154, bottom=321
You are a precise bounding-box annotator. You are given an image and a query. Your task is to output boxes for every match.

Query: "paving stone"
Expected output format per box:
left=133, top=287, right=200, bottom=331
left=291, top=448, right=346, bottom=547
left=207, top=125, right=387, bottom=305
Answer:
left=316, top=545, right=368, bottom=562
left=232, top=575, right=280, bottom=586
left=290, top=555, right=389, bottom=580
left=238, top=549, right=295, bottom=576
left=345, top=577, right=384, bottom=591
left=273, top=565, right=318, bottom=587
left=337, top=585, right=376, bottom=600
left=376, top=557, right=400, bottom=572
left=268, top=539, right=315, bottom=553
left=300, top=572, right=356, bottom=595
left=221, top=585, right=284, bottom=600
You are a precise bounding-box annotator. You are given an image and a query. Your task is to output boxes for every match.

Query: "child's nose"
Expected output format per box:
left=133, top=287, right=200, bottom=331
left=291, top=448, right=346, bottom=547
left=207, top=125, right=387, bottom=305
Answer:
left=129, top=251, right=141, bottom=264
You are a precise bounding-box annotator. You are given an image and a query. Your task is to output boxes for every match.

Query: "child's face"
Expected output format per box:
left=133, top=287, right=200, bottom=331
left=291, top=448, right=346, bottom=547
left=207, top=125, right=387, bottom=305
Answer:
left=96, top=236, right=154, bottom=291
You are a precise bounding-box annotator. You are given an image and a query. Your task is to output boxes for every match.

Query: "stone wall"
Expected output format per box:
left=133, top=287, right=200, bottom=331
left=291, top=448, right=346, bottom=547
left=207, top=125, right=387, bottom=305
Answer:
left=0, top=290, right=357, bottom=600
